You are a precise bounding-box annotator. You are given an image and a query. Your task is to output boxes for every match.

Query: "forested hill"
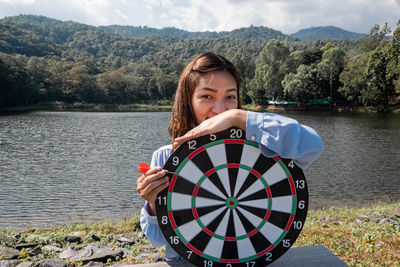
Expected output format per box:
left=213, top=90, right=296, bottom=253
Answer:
left=291, top=26, right=364, bottom=40
left=98, top=24, right=297, bottom=42
left=4, top=14, right=395, bottom=111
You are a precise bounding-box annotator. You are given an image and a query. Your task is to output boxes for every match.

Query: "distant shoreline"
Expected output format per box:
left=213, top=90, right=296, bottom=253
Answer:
left=1, top=101, right=399, bottom=113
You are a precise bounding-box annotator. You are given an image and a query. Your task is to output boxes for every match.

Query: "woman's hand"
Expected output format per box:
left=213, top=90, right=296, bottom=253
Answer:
left=173, top=109, right=247, bottom=148
left=136, top=166, right=169, bottom=216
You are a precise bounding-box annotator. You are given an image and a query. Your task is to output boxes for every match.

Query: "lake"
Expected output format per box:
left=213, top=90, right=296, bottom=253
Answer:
left=0, top=111, right=399, bottom=230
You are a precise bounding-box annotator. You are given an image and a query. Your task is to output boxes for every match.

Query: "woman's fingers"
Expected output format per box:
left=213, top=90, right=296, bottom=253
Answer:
left=139, top=175, right=169, bottom=200
left=137, top=169, right=166, bottom=191
left=136, top=166, right=169, bottom=204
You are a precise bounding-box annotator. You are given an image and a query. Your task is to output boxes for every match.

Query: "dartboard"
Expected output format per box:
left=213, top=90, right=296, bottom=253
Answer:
left=156, top=127, right=308, bottom=266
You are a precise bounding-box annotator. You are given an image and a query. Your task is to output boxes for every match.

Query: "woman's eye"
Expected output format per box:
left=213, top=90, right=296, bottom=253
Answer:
left=201, top=95, right=212, bottom=99
left=227, top=95, right=237, bottom=100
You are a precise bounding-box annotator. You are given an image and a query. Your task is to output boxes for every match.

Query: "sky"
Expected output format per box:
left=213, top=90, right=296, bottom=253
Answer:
left=0, top=0, right=399, bottom=34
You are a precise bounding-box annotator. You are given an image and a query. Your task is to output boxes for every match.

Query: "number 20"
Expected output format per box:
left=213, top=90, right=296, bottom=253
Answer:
left=230, top=128, right=243, bottom=138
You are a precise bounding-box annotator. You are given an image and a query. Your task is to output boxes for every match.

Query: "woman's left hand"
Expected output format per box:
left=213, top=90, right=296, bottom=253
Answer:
left=173, top=109, right=247, bottom=148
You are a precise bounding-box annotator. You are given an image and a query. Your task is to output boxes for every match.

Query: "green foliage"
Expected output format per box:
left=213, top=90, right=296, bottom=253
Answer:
left=0, top=14, right=399, bottom=111
left=282, top=64, right=321, bottom=106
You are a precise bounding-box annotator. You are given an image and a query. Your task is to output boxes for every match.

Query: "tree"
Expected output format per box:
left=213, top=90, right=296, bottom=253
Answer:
left=249, top=40, right=290, bottom=103
left=282, top=64, right=321, bottom=106
left=317, top=46, right=345, bottom=107
left=339, top=53, right=369, bottom=105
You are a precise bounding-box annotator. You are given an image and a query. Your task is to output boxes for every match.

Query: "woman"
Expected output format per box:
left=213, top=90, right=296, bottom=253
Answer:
left=136, top=52, right=323, bottom=261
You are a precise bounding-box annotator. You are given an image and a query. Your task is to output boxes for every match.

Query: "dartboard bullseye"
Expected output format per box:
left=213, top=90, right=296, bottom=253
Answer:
left=156, top=127, right=308, bottom=266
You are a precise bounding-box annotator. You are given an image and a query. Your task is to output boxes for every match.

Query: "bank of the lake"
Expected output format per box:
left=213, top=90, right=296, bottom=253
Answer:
left=1, top=202, right=399, bottom=267
left=1, top=101, right=400, bottom=113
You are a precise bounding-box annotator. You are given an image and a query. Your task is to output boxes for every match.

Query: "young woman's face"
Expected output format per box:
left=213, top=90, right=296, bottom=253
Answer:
left=191, top=70, right=238, bottom=124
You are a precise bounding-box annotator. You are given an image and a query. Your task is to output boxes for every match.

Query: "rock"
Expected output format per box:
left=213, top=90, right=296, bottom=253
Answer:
left=59, top=245, right=123, bottom=263
left=0, top=234, right=12, bottom=245
left=134, top=253, right=151, bottom=262
left=16, top=262, right=38, bottom=267
left=28, top=247, right=42, bottom=257
left=0, top=247, right=20, bottom=260
left=38, top=259, right=68, bottom=267
left=83, top=247, right=123, bottom=263
left=117, top=237, right=134, bottom=245
left=42, top=245, right=62, bottom=253
left=83, top=262, right=103, bottom=267
left=152, top=253, right=164, bottom=262
left=90, top=235, right=101, bottom=242
left=63, top=236, right=82, bottom=244
left=0, top=260, right=22, bottom=267
left=14, top=243, right=39, bottom=250
left=59, top=246, right=93, bottom=260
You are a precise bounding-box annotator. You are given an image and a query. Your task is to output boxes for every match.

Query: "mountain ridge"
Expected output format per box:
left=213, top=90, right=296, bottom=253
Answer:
left=1, top=14, right=366, bottom=41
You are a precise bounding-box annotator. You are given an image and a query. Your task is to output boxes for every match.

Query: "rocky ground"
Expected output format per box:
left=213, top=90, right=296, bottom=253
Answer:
left=1, top=202, right=399, bottom=267
left=0, top=218, right=164, bottom=267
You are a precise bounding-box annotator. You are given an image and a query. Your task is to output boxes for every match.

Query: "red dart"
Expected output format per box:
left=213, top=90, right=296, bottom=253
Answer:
left=138, top=162, right=150, bottom=173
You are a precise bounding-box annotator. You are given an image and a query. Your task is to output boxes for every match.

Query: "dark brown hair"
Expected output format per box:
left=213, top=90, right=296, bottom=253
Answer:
left=168, top=52, right=242, bottom=140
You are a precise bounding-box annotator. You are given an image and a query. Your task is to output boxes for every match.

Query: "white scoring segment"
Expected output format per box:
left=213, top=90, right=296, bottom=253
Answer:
left=179, top=160, right=204, bottom=184
left=177, top=218, right=203, bottom=242
left=237, top=178, right=265, bottom=200
left=214, top=209, right=231, bottom=237
left=170, top=192, right=193, bottom=211
left=215, top=168, right=231, bottom=198
left=237, top=207, right=263, bottom=228
left=271, top=195, right=293, bottom=213
left=239, top=198, right=269, bottom=211
left=237, top=237, right=257, bottom=259
left=195, top=196, right=225, bottom=208
left=200, top=178, right=227, bottom=199
left=233, top=168, right=251, bottom=197
left=262, top=162, right=288, bottom=186
left=239, top=144, right=261, bottom=168
left=198, top=206, right=227, bottom=227
left=259, top=221, right=285, bottom=244
left=203, top=236, right=224, bottom=259
left=232, top=210, right=248, bottom=236
left=206, top=143, right=227, bottom=167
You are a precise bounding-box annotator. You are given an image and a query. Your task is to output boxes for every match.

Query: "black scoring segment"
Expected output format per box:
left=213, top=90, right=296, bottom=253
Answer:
left=171, top=208, right=196, bottom=227
left=205, top=208, right=229, bottom=233
left=189, top=230, right=213, bottom=253
left=234, top=173, right=259, bottom=199
left=172, top=176, right=196, bottom=195
left=221, top=240, right=239, bottom=260
left=228, top=167, right=239, bottom=197
left=225, top=210, right=236, bottom=238
left=190, top=148, right=214, bottom=175
left=252, top=154, right=276, bottom=176
left=238, top=188, right=268, bottom=202
left=269, top=179, right=292, bottom=198
left=238, top=205, right=268, bottom=220
left=249, top=231, right=272, bottom=254
left=225, top=143, right=243, bottom=164
left=207, top=172, right=229, bottom=198
left=196, top=205, right=226, bottom=218
left=235, top=208, right=256, bottom=233
left=268, top=210, right=291, bottom=230
left=196, top=186, right=226, bottom=201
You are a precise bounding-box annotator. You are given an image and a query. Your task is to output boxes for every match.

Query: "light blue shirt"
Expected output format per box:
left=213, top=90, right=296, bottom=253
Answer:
left=140, top=111, right=324, bottom=261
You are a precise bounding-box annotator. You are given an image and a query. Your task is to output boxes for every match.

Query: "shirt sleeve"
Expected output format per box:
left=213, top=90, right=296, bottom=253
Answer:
left=246, top=111, right=324, bottom=170
left=139, top=148, right=168, bottom=247
left=140, top=201, right=167, bottom=246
